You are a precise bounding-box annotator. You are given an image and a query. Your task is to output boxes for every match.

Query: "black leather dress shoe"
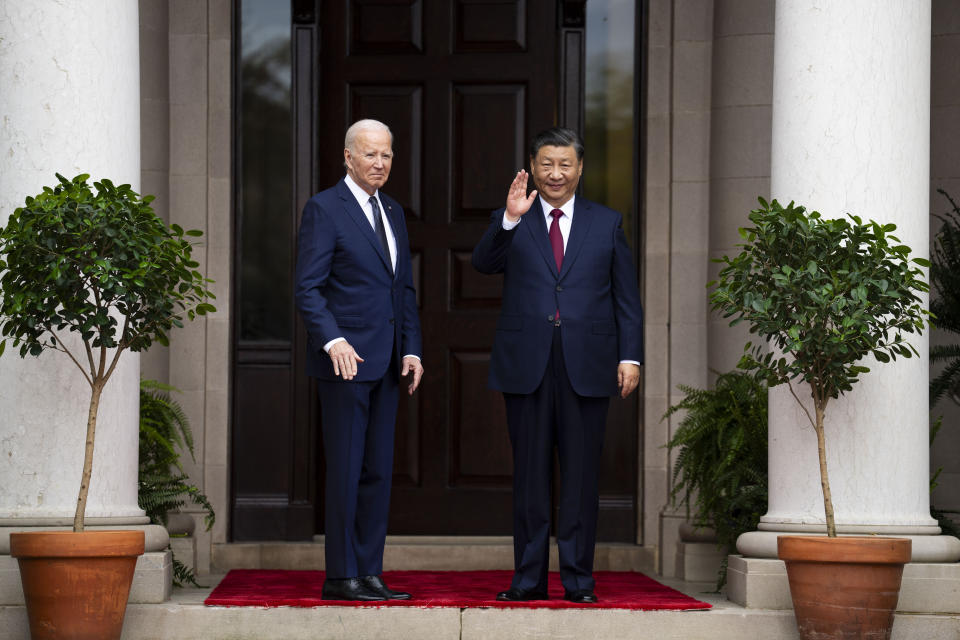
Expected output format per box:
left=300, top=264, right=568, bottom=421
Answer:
left=496, top=587, right=549, bottom=601
left=563, top=589, right=598, bottom=604
left=360, top=575, right=412, bottom=600
left=321, top=577, right=386, bottom=601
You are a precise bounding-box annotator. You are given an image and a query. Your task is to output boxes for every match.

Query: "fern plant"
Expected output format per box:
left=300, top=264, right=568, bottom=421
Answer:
left=665, top=370, right=768, bottom=588
left=138, top=379, right=215, bottom=587
left=931, top=189, right=960, bottom=408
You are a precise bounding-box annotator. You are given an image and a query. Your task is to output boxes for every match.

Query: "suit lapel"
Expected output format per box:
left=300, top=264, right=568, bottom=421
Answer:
left=558, top=197, right=592, bottom=280
left=523, top=199, right=559, bottom=277
left=337, top=179, right=393, bottom=276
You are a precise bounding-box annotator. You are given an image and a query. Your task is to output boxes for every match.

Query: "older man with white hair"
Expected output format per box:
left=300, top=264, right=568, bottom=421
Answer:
left=295, top=119, right=423, bottom=601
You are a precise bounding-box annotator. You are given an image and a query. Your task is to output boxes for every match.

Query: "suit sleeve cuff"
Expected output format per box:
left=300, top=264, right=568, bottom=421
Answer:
left=402, top=354, right=421, bottom=362
left=501, top=216, right=521, bottom=230
left=323, top=337, right=346, bottom=353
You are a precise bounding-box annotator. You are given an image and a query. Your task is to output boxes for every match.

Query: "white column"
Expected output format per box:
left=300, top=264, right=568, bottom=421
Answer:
left=736, top=0, right=959, bottom=564
left=0, top=2, right=145, bottom=528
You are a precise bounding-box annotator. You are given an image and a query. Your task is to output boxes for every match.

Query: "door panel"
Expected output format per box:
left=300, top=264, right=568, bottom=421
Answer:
left=349, top=86, right=423, bottom=217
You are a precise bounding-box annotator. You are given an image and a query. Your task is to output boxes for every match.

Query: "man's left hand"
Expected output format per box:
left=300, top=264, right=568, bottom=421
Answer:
left=618, top=363, right=640, bottom=399
left=402, top=356, right=424, bottom=395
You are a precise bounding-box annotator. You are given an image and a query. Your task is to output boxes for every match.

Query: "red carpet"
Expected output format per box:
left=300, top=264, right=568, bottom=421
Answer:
left=204, top=570, right=712, bottom=610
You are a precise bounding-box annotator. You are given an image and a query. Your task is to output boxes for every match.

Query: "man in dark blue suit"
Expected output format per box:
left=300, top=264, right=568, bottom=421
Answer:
left=295, top=119, right=423, bottom=601
left=472, top=127, right=643, bottom=604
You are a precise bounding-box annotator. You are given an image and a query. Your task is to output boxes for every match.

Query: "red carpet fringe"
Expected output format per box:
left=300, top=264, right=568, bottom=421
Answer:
left=204, top=570, right=712, bottom=610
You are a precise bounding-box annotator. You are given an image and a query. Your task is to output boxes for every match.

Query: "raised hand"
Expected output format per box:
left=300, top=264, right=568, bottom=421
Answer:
left=505, top=170, right=538, bottom=222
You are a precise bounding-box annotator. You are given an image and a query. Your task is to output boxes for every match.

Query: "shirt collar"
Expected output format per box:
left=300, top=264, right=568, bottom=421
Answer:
left=344, top=173, right=379, bottom=209
left=539, top=195, right=575, bottom=222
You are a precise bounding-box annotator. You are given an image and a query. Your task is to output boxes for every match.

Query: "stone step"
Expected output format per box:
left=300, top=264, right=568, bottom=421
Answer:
left=2, top=578, right=958, bottom=640
left=213, top=537, right=657, bottom=573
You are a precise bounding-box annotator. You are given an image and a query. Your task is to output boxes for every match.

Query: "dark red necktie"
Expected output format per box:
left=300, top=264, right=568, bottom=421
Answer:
left=549, top=209, right=564, bottom=270
left=549, top=209, right=564, bottom=322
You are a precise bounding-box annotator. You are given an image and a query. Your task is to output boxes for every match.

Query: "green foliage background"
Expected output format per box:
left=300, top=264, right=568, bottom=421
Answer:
left=0, top=173, right=215, bottom=361
left=710, top=199, right=928, bottom=397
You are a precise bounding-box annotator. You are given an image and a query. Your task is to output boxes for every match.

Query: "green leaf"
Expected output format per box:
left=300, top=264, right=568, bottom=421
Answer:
left=0, top=172, right=216, bottom=383
left=707, top=197, right=927, bottom=421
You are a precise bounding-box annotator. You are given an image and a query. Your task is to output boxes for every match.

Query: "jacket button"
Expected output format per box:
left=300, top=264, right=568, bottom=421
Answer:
left=556, top=285, right=563, bottom=292
left=547, top=314, right=554, bottom=322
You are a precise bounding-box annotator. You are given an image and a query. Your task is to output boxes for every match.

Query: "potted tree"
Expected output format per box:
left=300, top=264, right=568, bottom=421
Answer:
left=0, top=174, right=215, bottom=640
left=709, top=198, right=929, bottom=640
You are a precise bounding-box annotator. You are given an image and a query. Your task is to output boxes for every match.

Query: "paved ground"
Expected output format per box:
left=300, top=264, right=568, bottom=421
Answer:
left=2, top=573, right=959, bottom=639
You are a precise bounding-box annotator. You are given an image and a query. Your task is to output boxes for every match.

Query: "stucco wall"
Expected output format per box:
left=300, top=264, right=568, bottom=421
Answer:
left=139, top=0, right=232, bottom=573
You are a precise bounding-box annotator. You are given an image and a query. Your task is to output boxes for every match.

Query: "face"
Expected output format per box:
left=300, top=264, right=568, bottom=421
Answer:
left=344, top=129, right=393, bottom=194
left=529, top=144, right=583, bottom=208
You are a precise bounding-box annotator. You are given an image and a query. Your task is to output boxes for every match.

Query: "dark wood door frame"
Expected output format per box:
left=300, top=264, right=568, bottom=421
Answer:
left=229, top=0, right=645, bottom=542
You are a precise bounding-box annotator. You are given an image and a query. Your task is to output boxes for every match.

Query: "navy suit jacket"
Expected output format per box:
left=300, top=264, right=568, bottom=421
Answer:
left=295, top=178, right=422, bottom=381
left=472, top=197, right=643, bottom=397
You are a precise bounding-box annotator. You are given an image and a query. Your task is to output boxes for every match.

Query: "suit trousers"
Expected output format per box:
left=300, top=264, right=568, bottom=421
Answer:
left=503, top=326, right=610, bottom=594
left=317, top=364, right=399, bottom=579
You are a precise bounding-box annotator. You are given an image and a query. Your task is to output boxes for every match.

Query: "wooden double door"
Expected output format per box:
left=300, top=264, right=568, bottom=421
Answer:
left=232, top=0, right=638, bottom=542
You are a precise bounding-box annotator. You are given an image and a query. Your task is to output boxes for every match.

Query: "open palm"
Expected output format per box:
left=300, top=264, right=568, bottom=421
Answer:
left=505, top=170, right=538, bottom=221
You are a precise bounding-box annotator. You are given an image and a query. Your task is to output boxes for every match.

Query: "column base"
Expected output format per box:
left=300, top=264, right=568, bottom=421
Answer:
left=758, top=520, right=941, bottom=535
left=727, top=554, right=960, bottom=614
left=0, top=515, right=151, bottom=527
left=737, top=530, right=960, bottom=562
left=0, top=524, right=172, bottom=604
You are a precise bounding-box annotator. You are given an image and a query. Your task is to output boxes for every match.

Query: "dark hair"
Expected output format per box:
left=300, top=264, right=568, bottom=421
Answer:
left=529, top=127, right=584, bottom=161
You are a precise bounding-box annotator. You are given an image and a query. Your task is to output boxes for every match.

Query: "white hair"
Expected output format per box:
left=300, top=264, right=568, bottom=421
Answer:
left=344, top=119, right=393, bottom=151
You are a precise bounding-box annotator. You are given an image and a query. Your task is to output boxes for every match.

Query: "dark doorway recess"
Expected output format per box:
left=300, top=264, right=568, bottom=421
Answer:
left=231, top=0, right=640, bottom=543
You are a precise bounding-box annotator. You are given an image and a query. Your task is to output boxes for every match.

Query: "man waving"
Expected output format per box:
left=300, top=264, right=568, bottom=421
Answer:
left=472, top=127, right=644, bottom=604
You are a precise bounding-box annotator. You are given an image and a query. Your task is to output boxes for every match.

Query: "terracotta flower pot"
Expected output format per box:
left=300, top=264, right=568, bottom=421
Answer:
left=10, top=530, right=145, bottom=640
left=778, top=535, right=911, bottom=640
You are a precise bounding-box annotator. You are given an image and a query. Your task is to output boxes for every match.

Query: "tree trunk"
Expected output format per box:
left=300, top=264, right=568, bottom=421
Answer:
left=74, top=380, right=104, bottom=532
left=813, top=402, right=836, bottom=537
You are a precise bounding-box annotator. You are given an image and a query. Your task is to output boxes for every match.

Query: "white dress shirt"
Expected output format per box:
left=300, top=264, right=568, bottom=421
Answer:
left=343, top=173, right=397, bottom=271
left=501, top=194, right=639, bottom=367
left=322, top=175, right=419, bottom=362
